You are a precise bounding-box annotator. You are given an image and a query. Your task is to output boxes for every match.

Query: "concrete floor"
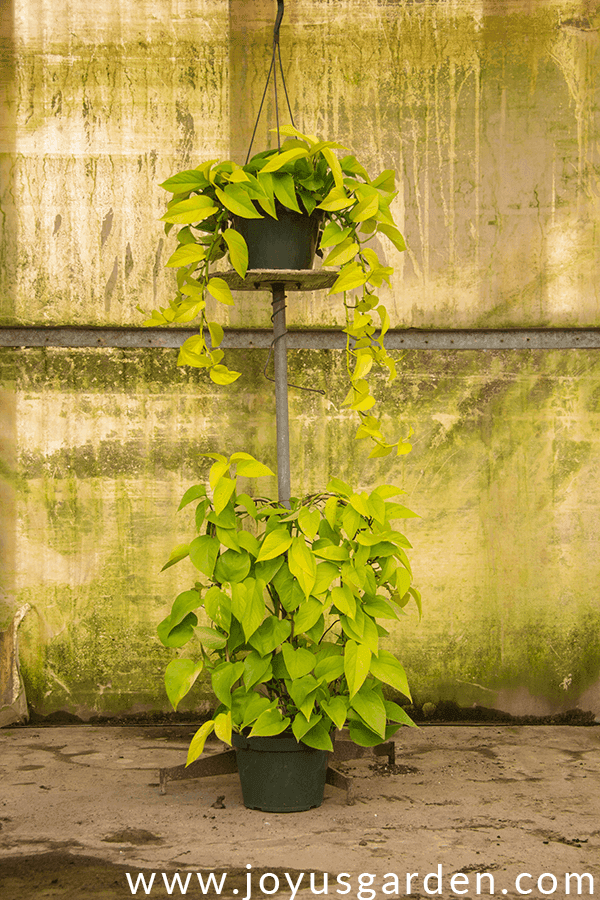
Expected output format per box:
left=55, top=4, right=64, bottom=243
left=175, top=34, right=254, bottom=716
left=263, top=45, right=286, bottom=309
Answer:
left=0, top=724, right=599, bottom=899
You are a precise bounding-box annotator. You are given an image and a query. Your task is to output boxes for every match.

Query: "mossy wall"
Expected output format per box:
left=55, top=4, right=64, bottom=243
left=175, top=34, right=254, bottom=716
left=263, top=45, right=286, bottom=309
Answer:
left=1, top=0, right=599, bottom=719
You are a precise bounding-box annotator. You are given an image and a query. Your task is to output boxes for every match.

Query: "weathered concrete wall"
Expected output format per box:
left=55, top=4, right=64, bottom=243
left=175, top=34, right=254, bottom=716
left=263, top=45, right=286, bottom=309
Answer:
left=6, top=345, right=600, bottom=719
left=2, top=0, right=229, bottom=326
left=1, top=0, right=599, bottom=719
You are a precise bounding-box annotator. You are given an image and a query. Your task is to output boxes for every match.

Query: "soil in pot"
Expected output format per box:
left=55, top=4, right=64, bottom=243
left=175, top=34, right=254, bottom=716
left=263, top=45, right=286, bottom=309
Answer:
left=233, top=205, right=322, bottom=270
left=232, top=732, right=330, bottom=813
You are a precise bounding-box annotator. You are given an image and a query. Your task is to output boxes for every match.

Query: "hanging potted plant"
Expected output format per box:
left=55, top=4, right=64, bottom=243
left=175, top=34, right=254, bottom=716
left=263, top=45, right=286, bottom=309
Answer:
left=158, top=452, right=421, bottom=812
left=141, top=124, right=410, bottom=458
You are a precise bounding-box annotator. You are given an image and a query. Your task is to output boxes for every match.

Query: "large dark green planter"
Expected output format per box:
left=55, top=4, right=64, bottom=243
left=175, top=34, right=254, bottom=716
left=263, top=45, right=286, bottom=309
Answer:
left=233, top=205, right=322, bottom=270
left=232, top=732, right=330, bottom=812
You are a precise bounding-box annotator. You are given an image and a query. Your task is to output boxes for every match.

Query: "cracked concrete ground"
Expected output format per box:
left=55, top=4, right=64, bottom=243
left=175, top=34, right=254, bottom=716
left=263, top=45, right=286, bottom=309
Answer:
left=0, top=725, right=599, bottom=899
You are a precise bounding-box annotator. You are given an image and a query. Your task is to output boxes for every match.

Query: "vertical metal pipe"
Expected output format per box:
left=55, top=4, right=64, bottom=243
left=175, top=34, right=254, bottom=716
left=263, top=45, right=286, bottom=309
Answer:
left=271, top=285, right=291, bottom=507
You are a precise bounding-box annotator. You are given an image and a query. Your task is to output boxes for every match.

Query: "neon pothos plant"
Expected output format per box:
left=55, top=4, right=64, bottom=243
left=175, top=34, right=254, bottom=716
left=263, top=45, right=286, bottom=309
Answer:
left=142, top=124, right=411, bottom=458
left=158, top=452, right=421, bottom=764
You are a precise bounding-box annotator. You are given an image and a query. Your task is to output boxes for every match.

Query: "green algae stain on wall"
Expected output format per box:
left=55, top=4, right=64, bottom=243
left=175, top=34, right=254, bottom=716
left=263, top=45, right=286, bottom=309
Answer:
left=10, top=346, right=600, bottom=719
left=386, top=348, right=600, bottom=716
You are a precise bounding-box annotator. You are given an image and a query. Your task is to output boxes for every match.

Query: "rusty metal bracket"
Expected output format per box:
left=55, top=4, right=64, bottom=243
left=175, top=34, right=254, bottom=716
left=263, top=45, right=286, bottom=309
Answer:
left=158, top=736, right=395, bottom=806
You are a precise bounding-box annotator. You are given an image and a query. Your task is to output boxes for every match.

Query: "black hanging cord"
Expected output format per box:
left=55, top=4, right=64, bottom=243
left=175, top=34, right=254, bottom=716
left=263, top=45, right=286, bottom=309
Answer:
left=264, top=303, right=326, bottom=396
left=245, top=0, right=296, bottom=164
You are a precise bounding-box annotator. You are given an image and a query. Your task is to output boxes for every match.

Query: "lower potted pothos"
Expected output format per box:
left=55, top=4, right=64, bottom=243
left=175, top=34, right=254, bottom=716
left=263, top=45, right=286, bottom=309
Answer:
left=158, top=452, right=421, bottom=811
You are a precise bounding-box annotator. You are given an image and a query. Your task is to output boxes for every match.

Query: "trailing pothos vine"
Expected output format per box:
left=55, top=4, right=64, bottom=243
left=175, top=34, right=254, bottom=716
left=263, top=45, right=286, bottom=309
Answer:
left=158, top=453, right=421, bottom=761
left=141, top=124, right=411, bottom=458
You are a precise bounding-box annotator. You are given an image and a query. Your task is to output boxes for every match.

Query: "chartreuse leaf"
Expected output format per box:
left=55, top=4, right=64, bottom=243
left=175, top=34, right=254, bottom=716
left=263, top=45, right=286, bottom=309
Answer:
left=186, top=720, right=215, bottom=765
left=324, top=497, right=338, bottom=529
left=215, top=184, right=263, bottom=218
left=207, top=277, right=234, bottom=306
left=289, top=674, right=319, bottom=719
left=161, top=543, right=190, bottom=571
left=327, top=477, right=352, bottom=496
left=214, top=523, right=239, bottom=551
left=319, top=222, right=351, bottom=249
left=166, top=243, right=206, bottom=267
left=195, top=626, right=227, bottom=651
left=214, top=710, right=232, bottom=745
left=167, top=590, right=202, bottom=629
left=272, top=123, right=319, bottom=145
left=211, top=661, right=244, bottom=708
left=329, top=262, right=368, bottom=294
left=237, top=693, right=273, bottom=730
left=272, top=172, right=302, bottom=213
left=370, top=650, right=411, bottom=700
left=178, top=484, right=207, bottom=510
left=342, top=504, right=362, bottom=540
left=288, top=536, right=317, bottom=598
left=384, top=700, right=417, bottom=727
left=256, top=527, right=293, bottom=562
left=259, top=147, right=309, bottom=173
left=314, top=654, right=345, bottom=683
left=312, top=542, right=349, bottom=562
left=236, top=492, right=259, bottom=519
left=160, top=169, right=209, bottom=193
left=248, top=616, right=291, bottom=656
left=282, top=644, right=316, bottom=680
left=230, top=581, right=248, bottom=622
left=297, top=506, right=320, bottom=541
left=305, top=615, right=325, bottom=643
left=321, top=696, right=348, bottom=730
left=321, top=146, right=344, bottom=189
left=371, top=169, right=396, bottom=191
left=157, top=612, right=197, bottom=648
left=243, top=650, right=272, bottom=689
left=209, top=365, right=242, bottom=385
left=231, top=453, right=274, bottom=478
left=314, top=561, right=338, bottom=594
left=292, top=712, right=320, bottom=742
left=213, top=476, right=236, bottom=515
left=363, top=596, right=400, bottom=620
left=300, top=720, right=333, bottom=752
left=408, top=586, right=422, bottom=620
left=347, top=716, right=383, bottom=747
left=249, top=708, right=290, bottom=737
left=222, top=228, right=248, bottom=278
left=331, top=584, right=356, bottom=618
left=377, top=222, right=406, bottom=252
left=165, top=658, right=203, bottom=710
left=204, top=586, right=232, bottom=631
left=161, top=196, right=218, bottom=225
left=209, top=458, right=229, bottom=488
left=317, top=186, right=355, bottom=212
left=239, top=577, right=265, bottom=640
left=255, top=556, right=283, bottom=584
left=344, top=640, right=371, bottom=698
left=293, top=597, right=323, bottom=633
left=237, top=530, right=259, bottom=556
left=207, top=321, right=224, bottom=349
left=322, top=237, right=360, bottom=268
left=350, top=192, right=379, bottom=223
left=350, top=683, right=387, bottom=739
left=214, top=549, right=251, bottom=585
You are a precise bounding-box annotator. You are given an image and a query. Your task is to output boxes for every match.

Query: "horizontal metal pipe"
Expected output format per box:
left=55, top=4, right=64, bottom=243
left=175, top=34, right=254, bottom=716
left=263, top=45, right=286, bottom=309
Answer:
left=1, top=326, right=600, bottom=351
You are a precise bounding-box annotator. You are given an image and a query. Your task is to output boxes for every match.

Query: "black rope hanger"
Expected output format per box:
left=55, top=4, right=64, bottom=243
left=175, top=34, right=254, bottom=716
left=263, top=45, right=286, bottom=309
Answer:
left=245, top=0, right=296, bottom=164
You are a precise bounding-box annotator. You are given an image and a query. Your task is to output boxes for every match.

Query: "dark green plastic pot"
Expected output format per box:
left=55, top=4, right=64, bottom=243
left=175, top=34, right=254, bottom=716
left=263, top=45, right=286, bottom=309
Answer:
left=233, top=205, right=322, bottom=270
left=232, top=732, right=330, bottom=812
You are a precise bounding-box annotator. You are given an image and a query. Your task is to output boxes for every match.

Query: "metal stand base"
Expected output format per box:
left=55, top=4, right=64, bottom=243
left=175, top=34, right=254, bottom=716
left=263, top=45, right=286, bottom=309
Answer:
left=158, top=736, right=395, bottom=806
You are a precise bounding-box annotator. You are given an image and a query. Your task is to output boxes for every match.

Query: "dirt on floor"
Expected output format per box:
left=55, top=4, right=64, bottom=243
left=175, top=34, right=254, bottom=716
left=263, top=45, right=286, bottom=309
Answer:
left=1, top=724, right=599, bottom=899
